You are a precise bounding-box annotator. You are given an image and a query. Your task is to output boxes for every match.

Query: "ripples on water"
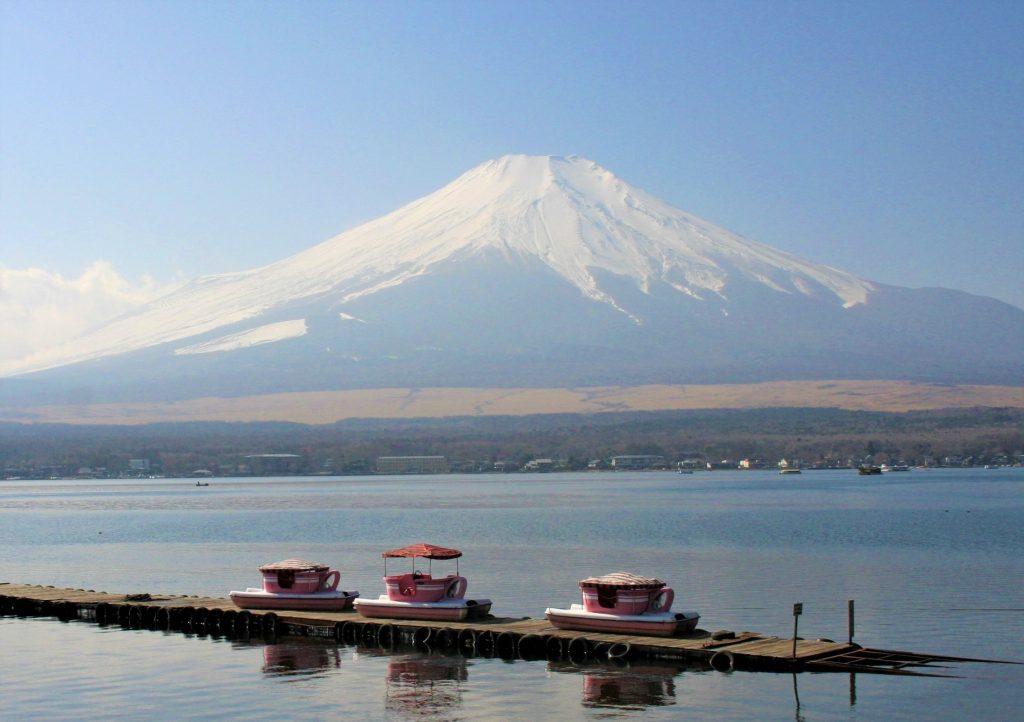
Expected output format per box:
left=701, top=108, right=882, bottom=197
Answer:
left=1, top=468, right=1021, bottom=720
left=1, top=616, right=1018, bottom=722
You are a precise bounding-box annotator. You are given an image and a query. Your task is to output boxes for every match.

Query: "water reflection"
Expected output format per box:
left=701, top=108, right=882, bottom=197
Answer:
left=385, top=652, right=468, bottom=720
left=248, top=633, right=471, bottom=717
left=792, top=672, right=805, bottom=722
left=549, top=659, right=690, bottom=710
left=252, top=637, right=710, bottom=715
left=260, top=639, right=342, bottom=677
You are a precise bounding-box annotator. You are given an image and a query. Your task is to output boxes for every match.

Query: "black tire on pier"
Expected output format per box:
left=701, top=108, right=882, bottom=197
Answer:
left=710, top=650, right=734, bottom=673
left=495, top=632, right=516, bottom=659
left=517, top=634, right=544, bottom=660
left=544, top=635, right=564, bottom=660
left=567, top=637, right=591, bottom=662
left=412, top=626, right=432, bottom=646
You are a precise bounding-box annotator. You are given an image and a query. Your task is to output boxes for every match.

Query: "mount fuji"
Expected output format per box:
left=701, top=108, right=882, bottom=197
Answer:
left=5, top=155, right=1023, bottom=404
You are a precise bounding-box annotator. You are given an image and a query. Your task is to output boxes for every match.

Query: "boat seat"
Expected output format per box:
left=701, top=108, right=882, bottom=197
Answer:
left=396, top=573, right=418, bottom=596
left=596, top=585, right=618, bottom=608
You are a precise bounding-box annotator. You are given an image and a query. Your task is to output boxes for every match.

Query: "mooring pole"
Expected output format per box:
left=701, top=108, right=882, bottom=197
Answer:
left=848, top=599, right=855, bottom=644
left=792, top=602, right=803, bottom=658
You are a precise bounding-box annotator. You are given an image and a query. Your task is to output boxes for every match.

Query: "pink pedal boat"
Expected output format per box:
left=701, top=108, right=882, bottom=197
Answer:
left=354, top=543, right=493, bottom=622
left=545, top=571, right=700, bottom=637
left=230, top=559, right=359, bottom=611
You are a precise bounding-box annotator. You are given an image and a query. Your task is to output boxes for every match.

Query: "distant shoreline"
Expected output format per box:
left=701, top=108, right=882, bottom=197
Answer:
left=3, top=404, right=1020, bottom=479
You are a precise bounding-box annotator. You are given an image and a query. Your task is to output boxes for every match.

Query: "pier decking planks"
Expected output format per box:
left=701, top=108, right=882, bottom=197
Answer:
left=0, top=582, right=998, bottom=675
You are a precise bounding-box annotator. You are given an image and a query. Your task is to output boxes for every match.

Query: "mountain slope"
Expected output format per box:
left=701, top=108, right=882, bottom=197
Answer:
left=3, top=155, right=1022, bottom=403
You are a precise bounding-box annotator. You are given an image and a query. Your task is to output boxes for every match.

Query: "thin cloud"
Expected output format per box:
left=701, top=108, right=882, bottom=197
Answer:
left=0, top=262, right=180, bottom=375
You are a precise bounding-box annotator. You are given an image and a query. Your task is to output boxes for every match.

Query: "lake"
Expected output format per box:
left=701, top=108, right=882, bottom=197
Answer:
left=1, top=468, right=1021, bottom=720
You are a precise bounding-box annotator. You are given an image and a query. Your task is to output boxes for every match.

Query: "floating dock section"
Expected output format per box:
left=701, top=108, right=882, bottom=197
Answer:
left=1, top=583, right=1011, bottom=676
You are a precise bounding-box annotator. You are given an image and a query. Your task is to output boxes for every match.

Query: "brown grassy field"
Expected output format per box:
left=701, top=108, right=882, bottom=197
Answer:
left=2, top=380, right=1022, bottom=425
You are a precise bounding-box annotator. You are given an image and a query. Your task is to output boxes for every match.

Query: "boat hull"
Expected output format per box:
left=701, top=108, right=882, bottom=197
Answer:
left=229, top=588, right=359, bottom=611
left=354, top=595, right=492, bottom=621
left=545, top=604, right=700, bottom=637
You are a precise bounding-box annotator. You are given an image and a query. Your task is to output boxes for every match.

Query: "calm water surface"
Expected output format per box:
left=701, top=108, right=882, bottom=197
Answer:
left=1, top=468, right=1021, bottom=720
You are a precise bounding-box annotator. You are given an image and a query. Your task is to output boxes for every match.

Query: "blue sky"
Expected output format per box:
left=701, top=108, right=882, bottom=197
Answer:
left=2, top=0, right=1022, bottom=350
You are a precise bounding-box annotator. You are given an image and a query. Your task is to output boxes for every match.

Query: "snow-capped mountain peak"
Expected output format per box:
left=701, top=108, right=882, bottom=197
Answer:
left=8, top=155, right=877, bottom=376
left=279, top=153, right=872, bottom=309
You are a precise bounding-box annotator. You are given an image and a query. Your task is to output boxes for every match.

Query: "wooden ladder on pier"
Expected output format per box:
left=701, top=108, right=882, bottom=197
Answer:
left=806, top=646, right=1020, bottom=677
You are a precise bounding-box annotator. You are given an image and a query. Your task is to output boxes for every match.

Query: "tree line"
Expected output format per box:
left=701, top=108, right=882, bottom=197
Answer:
left=2, top=407, right=1022, bottom=477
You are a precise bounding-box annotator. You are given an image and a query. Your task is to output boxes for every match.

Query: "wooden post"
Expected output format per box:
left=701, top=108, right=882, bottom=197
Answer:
left=792, top=602, right=803, bottom=658
left=848, top=599, right=855, bottom=644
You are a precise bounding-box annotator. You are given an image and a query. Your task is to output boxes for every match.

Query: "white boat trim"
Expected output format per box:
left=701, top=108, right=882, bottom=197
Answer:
left=544, top=603, right=698, bottom=624
left=230, top=587, right=358, bottom=601
left=354, top=595, right=489, bottom=610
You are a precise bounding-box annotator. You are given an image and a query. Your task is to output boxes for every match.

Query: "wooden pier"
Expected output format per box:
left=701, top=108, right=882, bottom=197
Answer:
left=1, top=583, right=1011, bottom=676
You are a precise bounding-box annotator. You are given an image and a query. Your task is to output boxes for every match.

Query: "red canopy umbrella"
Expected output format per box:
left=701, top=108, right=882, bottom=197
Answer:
left=381, top=543, right=462, bottom=576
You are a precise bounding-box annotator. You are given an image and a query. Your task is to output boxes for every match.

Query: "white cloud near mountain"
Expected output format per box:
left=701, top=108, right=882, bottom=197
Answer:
left=0, top=262, right=179, bottom=374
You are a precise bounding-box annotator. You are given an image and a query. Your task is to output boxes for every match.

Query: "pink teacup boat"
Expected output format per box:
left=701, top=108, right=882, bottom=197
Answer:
left=230, top=559, right=359, bottom=611
left=545, top=571, right=699, bottom=637
left=354, top=543, right=492, bottom=621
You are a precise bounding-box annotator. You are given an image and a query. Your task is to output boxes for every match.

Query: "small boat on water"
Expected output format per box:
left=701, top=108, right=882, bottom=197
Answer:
left=881, top=464, right=910, bottom=472
left=858, top=465, right=883, bottom=475
left=230, top=559, right=359, bottom=611
left=545, top=571, right=700, bottom=637
left=354, top=543, right=492, bottom=622
left=777, top=459, right=801, bottom=474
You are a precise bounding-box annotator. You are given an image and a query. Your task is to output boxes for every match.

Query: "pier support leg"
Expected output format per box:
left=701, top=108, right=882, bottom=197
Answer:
left=792, top=602, right=803, bottom=658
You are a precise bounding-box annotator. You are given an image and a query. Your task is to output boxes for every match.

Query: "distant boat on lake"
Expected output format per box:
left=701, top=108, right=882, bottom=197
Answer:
left=778, top=459, right=801, bottom=474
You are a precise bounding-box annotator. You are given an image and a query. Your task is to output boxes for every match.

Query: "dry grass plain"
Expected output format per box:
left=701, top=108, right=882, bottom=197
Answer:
left=2, top=380, right=1022, bottom=425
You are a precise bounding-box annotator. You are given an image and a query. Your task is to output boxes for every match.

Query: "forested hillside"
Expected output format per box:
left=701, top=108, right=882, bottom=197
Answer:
left=2, top=407, right=1021, bottom=477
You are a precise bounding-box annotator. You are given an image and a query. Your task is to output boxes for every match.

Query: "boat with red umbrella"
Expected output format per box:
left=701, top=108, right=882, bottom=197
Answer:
left=545, top=571, right=699, bottom=637
left=230, top=558, right=359, bottom=611
left=353, top=543, right=493, bottom=621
